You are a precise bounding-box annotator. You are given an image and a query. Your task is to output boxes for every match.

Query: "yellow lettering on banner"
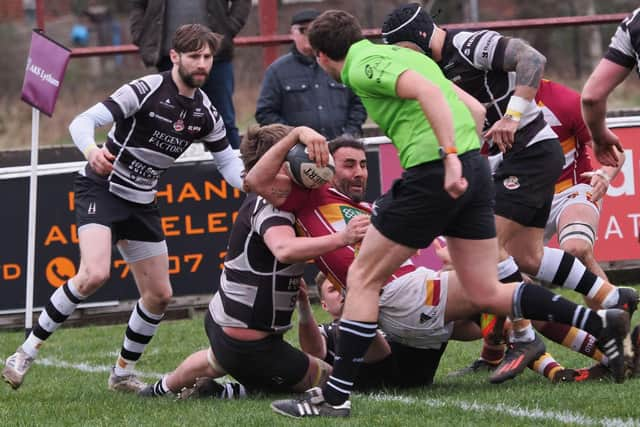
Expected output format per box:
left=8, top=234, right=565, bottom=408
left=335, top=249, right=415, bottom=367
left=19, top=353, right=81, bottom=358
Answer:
left=113, top=260, right=130, bottom=279
left=44, top=225, right=68, bottom=246
left=208, top=212, right=229, bottom=233
left=3, top=264, right=21, bottom=280
left=70, top=224, right=79, bottom=244
left=156, top=184, right=174, bottom=204
left=162, top=216, right=181, bottom=236
left=184, top=253, right=203, bottom=272
left=232, top=210, right=239, bottom=224
left=68, top=192, right=75, bottom=211
left=204, top=180, right=228, bottom=199
left=177, top=182, right=201, bottom=203
left=168, top=256, right=180, bottom=274
left=185, top=215, right=205, bottom=234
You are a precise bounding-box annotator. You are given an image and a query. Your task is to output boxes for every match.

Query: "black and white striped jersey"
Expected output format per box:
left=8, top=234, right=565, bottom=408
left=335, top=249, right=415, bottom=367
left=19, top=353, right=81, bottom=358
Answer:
left=605, top=8, right=640, bottom=75
left=319, top=320, right=339, bottom=364
left=209, top=193, right=306, bottom=333
left=439, top=29, right=556, bottom=150
left=84, top=71, right=227, bottom=204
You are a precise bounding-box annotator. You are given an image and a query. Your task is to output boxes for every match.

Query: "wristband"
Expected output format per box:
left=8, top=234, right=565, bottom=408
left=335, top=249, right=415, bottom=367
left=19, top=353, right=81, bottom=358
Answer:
left=505, top=95, right=531, bottom=122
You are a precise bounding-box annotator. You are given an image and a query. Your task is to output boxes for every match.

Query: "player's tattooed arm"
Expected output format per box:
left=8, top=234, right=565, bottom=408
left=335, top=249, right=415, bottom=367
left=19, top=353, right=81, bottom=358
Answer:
left=502, top=38, right=546, bottom=90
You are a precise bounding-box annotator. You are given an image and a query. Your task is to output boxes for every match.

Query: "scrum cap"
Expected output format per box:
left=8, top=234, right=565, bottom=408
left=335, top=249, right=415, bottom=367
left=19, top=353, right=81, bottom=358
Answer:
left=381, top=3, right=436, bottom=57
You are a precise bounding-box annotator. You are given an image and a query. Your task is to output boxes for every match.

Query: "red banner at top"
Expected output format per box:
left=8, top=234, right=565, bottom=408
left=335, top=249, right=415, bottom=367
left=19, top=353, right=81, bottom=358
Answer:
left=21, top=30, right=70, bottom=117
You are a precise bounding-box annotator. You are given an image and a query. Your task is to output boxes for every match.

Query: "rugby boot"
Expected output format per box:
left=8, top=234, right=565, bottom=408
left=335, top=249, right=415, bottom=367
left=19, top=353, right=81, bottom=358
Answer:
left=108, top=366, right=145, bottom=392
left=271, top=387, right=351, bottom=418
left=2, top=347, right=34, bottom=390
left=178, top=378, right=246, bottom=400
left=489, top=334, right=546, bottom=384
left=551, top=363, right=611, bottom=383
left=596, top=309, right=630, bottom=383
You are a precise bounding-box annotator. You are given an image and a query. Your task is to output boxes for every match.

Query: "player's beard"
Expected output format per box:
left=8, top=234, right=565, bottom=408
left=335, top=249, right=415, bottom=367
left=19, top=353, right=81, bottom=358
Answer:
left=336, top=178, right=366, bottom=203
left=178, top=63, right=209, bottom=89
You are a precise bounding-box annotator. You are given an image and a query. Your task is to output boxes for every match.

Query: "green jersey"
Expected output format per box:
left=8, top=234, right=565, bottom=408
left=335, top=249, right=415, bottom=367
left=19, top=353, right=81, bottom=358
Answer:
left=341, top=39, right=479, bottom=168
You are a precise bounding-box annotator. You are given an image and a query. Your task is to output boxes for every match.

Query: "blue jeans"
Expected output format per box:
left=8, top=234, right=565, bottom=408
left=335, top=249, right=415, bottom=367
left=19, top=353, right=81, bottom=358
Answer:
left=157, top=57, right=240, bottom=148
left=203, top=61, right=240, bottom=148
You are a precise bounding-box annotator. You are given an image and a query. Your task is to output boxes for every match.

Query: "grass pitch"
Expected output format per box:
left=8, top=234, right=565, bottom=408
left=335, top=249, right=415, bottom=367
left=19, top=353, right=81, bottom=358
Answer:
left=1, top=289, right=640, bottom=427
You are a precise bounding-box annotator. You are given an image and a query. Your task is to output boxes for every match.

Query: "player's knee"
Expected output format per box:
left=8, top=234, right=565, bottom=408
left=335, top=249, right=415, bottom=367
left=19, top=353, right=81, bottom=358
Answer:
left=512, top=252, right=542, bottom=275
left=558, top=222, right=595, bottom=263
left=561, top=239, right=592, bottom=262
left=77, top=264, right=110, bottom=292
left=142, top=285, right=173, bottom=310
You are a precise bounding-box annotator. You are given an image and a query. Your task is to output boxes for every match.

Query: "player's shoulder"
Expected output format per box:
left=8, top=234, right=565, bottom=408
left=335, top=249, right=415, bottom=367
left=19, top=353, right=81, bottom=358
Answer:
left=621, top=8, right=640, bottom=30
left=127, top=73, right=164, bottom=96
left=450, top=29, right=500, bottom=50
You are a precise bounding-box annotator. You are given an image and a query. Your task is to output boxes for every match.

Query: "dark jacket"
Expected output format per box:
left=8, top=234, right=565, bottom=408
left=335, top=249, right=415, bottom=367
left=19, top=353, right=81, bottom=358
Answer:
left=255, top=47, right=367, bottom=139
left=129, top=0, right=251, bottom=67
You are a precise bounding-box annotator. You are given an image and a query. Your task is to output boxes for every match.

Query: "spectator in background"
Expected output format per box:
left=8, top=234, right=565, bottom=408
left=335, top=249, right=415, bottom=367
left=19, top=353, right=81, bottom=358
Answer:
left=130, top=0, right=251, bottom=148
left=255, top=10, right=366, bottom=139
left=23, top=0, right=36, bottom=26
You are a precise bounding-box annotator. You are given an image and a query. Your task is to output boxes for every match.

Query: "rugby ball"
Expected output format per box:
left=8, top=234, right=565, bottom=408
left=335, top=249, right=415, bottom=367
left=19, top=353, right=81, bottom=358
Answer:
left=284, top=143, right=335, bottom=189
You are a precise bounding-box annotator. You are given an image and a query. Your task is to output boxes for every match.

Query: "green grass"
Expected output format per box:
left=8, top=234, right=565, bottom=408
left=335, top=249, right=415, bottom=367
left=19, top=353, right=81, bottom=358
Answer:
left=2, top=288, right=640, bottom=426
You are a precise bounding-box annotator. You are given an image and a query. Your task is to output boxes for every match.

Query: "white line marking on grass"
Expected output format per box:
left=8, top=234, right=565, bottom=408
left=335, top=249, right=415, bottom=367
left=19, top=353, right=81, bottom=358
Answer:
left=36, top=357, right=164, bottom=380
left=366, top=393, right=640, bottom=427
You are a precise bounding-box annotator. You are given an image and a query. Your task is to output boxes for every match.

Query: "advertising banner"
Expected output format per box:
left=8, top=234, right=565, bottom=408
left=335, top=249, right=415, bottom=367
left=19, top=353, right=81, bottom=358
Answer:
left=0, top=162, right=244, bottom=312
left=377, top=123, right=640, bottom=266
left=21, top=30, right=71, bottom=117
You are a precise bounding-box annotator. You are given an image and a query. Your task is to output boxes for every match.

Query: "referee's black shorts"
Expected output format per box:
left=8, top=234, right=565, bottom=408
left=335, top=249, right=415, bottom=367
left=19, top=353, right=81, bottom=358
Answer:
left=371, top=150, right=496, bottom=249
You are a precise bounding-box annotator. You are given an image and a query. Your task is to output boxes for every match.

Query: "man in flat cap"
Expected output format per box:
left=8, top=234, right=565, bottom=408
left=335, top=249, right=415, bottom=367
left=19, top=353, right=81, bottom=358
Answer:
left=255, top=9, right=366, bottom=139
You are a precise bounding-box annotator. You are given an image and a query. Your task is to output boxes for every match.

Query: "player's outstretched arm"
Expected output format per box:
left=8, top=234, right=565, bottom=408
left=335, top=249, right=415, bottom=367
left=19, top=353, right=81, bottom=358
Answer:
left=582, top=58, right=630, bottom=167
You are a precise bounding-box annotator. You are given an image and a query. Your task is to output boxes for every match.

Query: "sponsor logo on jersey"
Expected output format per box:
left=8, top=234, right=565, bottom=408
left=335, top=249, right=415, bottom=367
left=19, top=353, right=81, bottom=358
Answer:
left=173, top=119, right=185, bottom=132
left=419, top=312, right=432, bottom=324
left=187, top=125, right=202, bottom=133
left=503, top=176, right=520, bottom=190
left=160, top=98, right=174, bottom=109
left=148, top=111, right=172, bottom=124
left=365, top=64, right=373, bottom=79
left=193, top=107, right=205, bottom=118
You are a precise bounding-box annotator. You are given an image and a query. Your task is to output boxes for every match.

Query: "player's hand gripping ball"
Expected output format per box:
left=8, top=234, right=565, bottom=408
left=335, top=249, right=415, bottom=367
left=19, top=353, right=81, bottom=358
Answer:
left=285, top=143, right=335, bottom=189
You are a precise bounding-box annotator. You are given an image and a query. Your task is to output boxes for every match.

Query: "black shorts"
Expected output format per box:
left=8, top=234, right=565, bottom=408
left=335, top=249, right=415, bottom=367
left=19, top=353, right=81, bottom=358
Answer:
left=388, top=340, right=447, bottom=387
left=494, top=139, right=564, bottom=228
left=204, top=311, right=309, bottom=393
left=74, top=175, right=164, bottom=242
left=371, top=150, right=496, bottom=248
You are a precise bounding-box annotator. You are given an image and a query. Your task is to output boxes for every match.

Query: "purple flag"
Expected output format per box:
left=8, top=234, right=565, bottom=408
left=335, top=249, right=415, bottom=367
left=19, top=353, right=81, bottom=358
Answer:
left=21, top=30, right=71, bottom=117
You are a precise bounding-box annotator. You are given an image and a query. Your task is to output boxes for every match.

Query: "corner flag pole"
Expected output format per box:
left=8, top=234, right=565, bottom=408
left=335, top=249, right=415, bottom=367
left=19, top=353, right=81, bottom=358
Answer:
left=25, top=108, right=40, bottom=336
left=20, top=29, right=71, bottom=337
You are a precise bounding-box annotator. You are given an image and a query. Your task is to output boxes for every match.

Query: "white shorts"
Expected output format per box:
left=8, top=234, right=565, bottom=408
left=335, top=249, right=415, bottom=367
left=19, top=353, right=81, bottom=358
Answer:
left=378, top=267, right=453, bottom=350
left=543, top=183, right=602, bottom=244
